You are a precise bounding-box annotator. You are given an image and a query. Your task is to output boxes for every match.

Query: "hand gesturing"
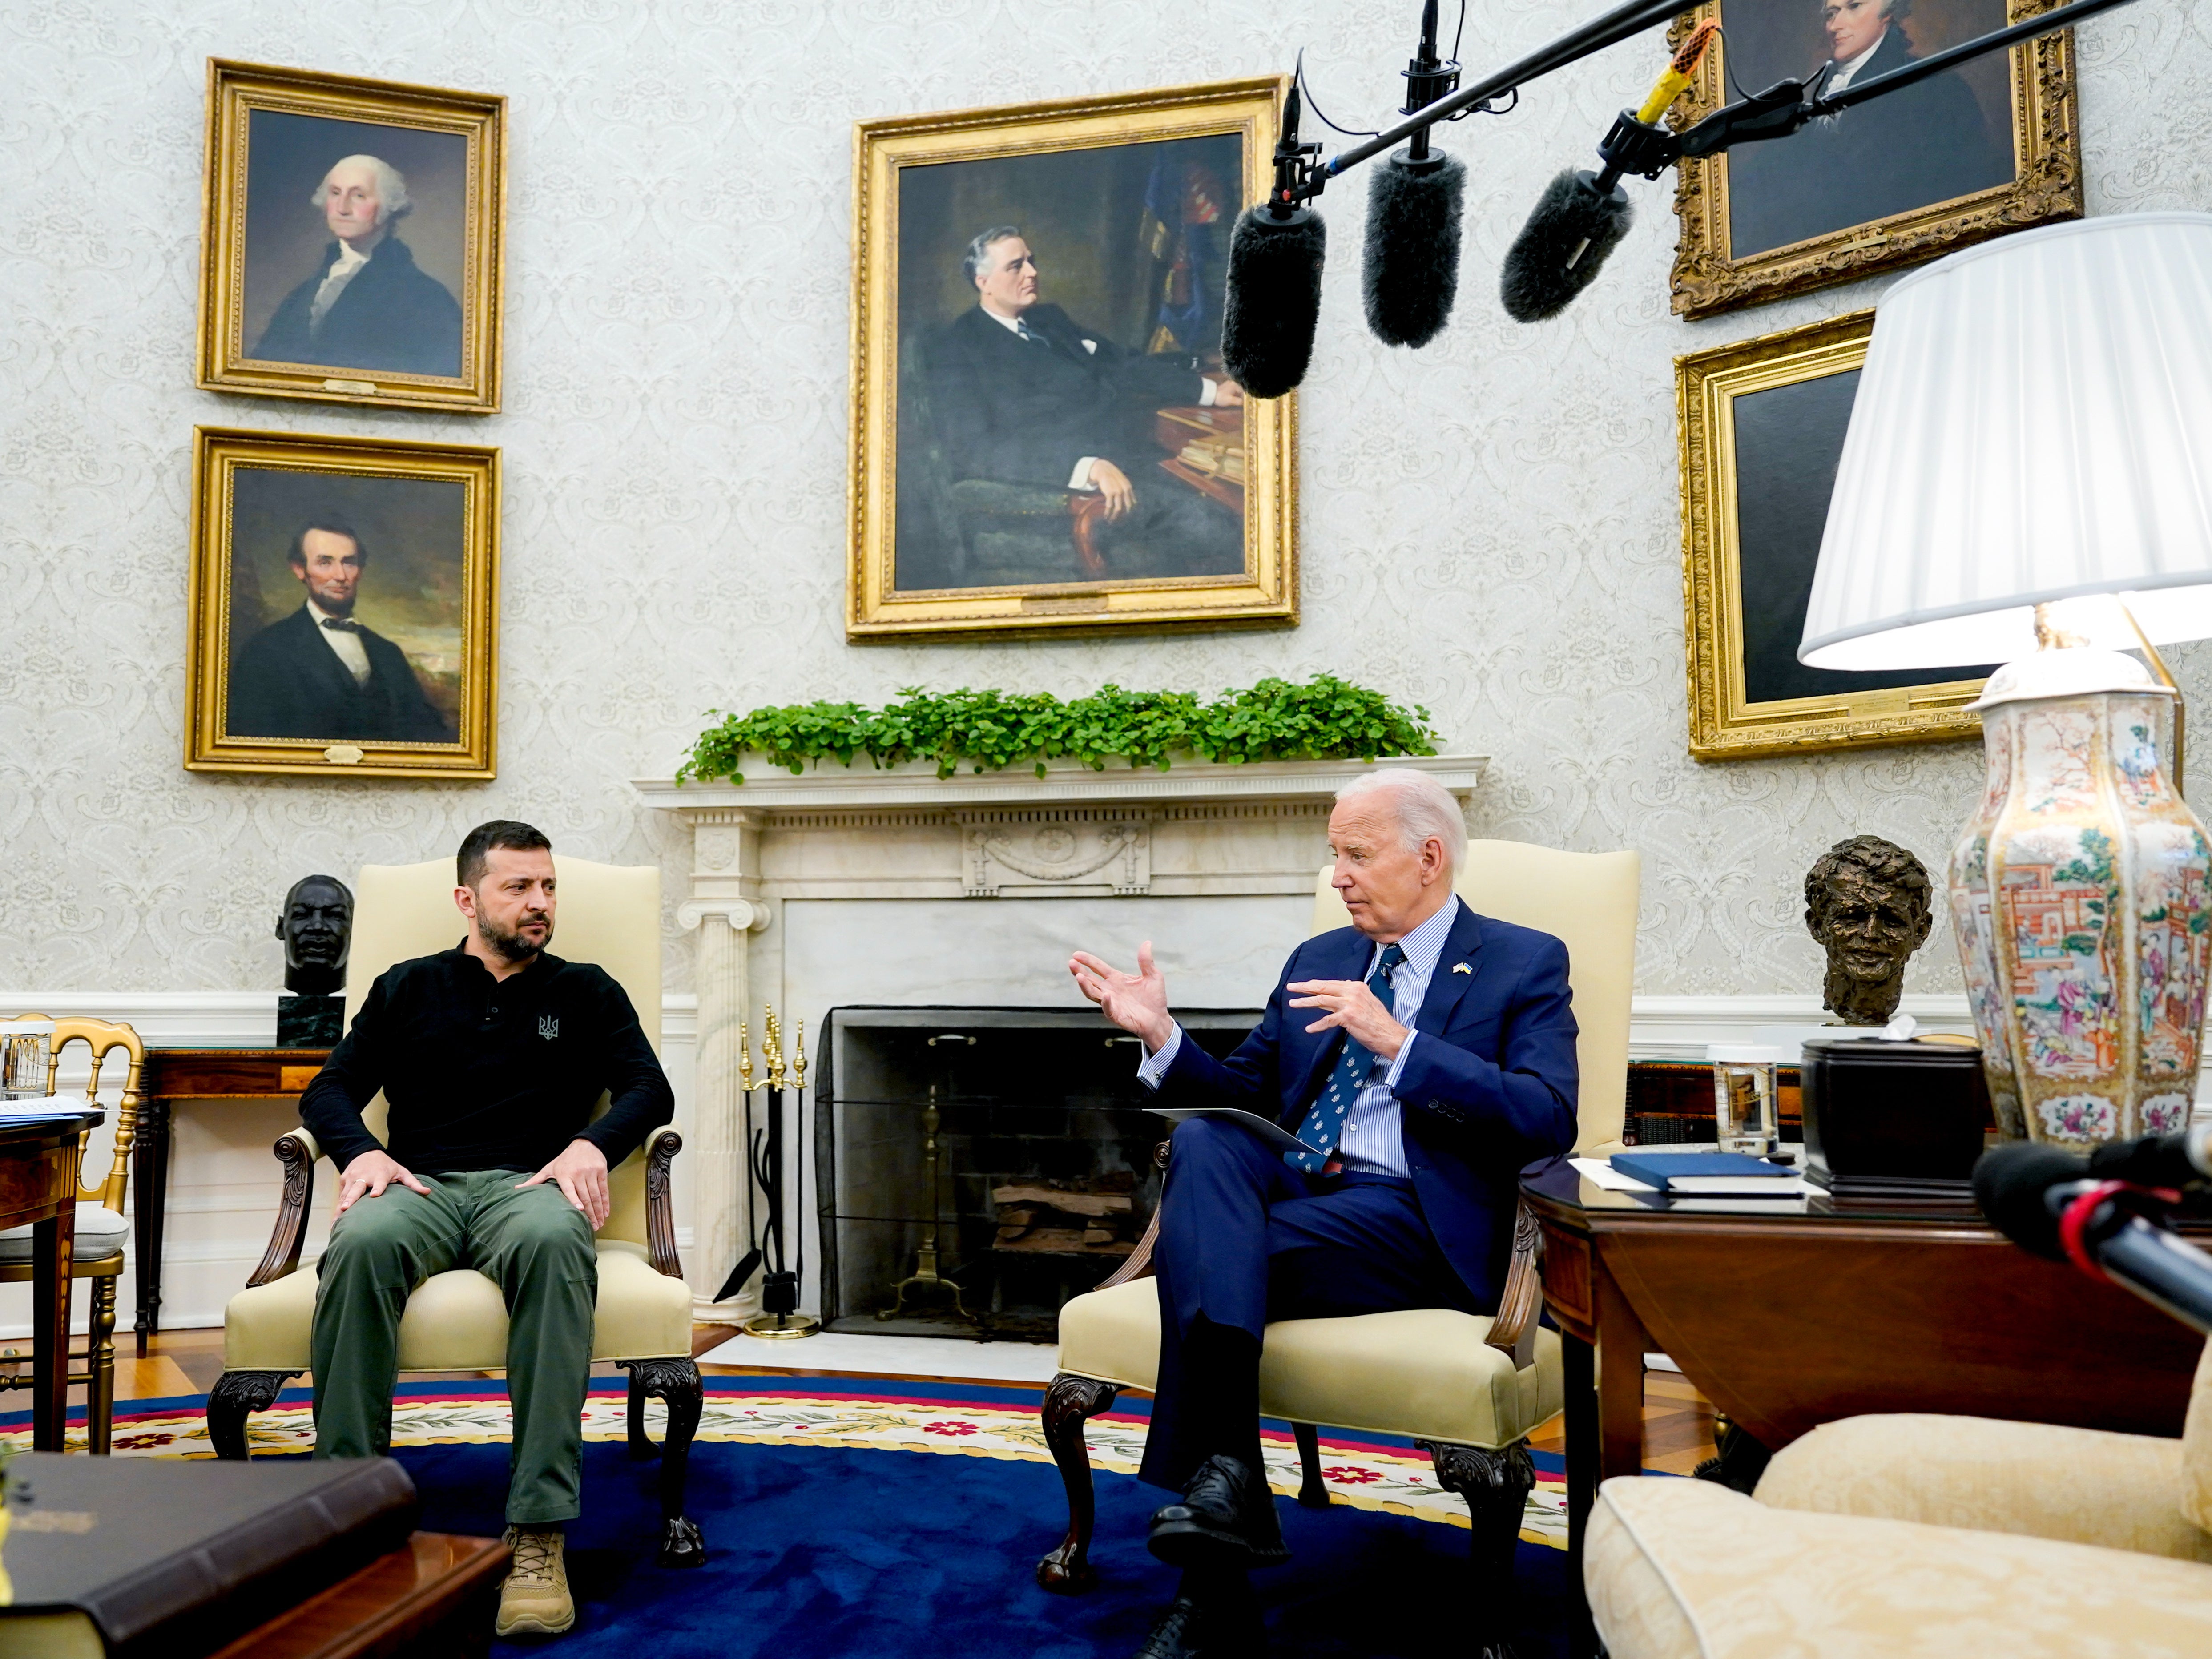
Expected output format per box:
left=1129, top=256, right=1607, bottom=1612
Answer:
left=1068, top=940, right=1174, bottom=1051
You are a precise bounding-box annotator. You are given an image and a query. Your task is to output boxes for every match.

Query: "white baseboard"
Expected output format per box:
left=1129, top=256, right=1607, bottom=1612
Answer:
left=1626, top=993, right=1973, bottom=1062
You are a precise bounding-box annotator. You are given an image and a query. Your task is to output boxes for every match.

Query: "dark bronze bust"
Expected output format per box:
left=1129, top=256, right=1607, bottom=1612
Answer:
left=1803, top=836, right=1934, bottom=1027
left=276, top=874, right=354, bottom=995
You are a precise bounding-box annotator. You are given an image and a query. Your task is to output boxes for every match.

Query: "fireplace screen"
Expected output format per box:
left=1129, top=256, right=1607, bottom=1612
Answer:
left=814, top=1006, right=1261, bottom=1339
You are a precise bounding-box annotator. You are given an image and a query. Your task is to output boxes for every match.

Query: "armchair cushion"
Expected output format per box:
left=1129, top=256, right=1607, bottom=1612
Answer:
left=0, top=1203, right=129, bottom=1263
left=1056, top=1277, right=1561, bottom=1449
left=1754, top=1412, right=2212, bottom=1563
left=1588, top=1474, right=2212, bottom=1659
left=222, top=1243, right=693, bottom=1372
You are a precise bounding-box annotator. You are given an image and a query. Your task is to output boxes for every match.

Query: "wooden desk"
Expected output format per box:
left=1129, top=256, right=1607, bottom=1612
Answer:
left=134, top=1048, right=327, bottom=1355
left=0, top=1109, right=100, bottom=1449
left=1519, top=1156, right=2209, bottom=1646
left=209, top=1532, right=509, bottom=1659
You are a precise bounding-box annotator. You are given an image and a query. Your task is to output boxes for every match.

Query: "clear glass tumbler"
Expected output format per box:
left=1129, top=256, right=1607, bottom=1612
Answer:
left=1707, top=1044, right=1785, bottom=1155
left=0, top=1023, right=53, bottom=1100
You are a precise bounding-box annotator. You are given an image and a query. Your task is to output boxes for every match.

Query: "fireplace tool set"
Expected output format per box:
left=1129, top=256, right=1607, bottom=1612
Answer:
left=714, top=1007, right=819, bottom=1338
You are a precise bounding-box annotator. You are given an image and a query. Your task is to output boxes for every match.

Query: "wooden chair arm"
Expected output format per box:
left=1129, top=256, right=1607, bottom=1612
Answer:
left=1483, top=1200, right=1543, bottom=1367
left=247, top=1129, right=320, bottom=1287
left=1097, top=1137, right=1172, bottom=1289
left=644, top=1126, right=684, bottom=1280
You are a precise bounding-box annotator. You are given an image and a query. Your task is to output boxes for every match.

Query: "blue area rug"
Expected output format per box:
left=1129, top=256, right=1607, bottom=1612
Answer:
left=8, top=1377, right=1575, bottom=1656
left=409, top=1435, right=1571, bottom=1659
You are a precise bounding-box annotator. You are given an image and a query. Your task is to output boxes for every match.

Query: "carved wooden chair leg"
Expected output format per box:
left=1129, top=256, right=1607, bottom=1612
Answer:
left=618, top=1358, right=706, bottom=1568
left=1422, top=1438, right=1536, bottom=1659
left=1291, top=1421, right=1330, bottom=1508
left=1035, top=1372, right=1120, bottom=1594
left=625, top=1364, right=655, bottom=1460
left=206, top=1369, right=302, bottom=1461
left=88, top=1276, right=118, bottom=1455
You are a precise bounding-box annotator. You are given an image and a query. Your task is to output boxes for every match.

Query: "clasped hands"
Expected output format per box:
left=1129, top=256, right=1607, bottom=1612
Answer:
left=334, top=1137, right=613, bottom=1229
left=1069, top=939, right=1409, bottom=1061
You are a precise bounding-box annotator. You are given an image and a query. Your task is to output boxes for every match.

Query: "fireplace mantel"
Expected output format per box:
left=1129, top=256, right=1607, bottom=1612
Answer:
left=633, top=753, right=1486, bottom=1319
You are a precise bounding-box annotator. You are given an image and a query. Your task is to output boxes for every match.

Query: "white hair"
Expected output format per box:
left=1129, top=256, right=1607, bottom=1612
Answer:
left=312, top=155, right=412, bottom=225
left=1334, top=769, right=1465, bottom=879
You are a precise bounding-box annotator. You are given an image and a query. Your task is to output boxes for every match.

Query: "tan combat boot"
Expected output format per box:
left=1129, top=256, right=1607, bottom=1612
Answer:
left=496, top=1525, right=576, bottom=1635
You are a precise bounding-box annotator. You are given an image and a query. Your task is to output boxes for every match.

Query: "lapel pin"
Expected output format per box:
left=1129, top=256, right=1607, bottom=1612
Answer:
left=1451, top=962, right=1472, bottom=975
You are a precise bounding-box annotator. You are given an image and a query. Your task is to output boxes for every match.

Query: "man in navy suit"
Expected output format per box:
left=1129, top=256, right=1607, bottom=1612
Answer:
left=228, top=518, right=453, bottom=745
left=926, top=226, right=1245, bottom=578
left=1071, top=769, right=1578, bottom=1656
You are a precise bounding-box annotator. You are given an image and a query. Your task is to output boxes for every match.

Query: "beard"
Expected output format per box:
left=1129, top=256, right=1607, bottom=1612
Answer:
left=477, top=911, right=552, bottom=963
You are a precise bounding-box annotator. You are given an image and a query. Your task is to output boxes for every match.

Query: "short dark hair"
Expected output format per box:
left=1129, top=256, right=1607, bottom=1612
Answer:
left=458, top=820, right=552, bottom=889
left=289, top=518, right=368, bottom=568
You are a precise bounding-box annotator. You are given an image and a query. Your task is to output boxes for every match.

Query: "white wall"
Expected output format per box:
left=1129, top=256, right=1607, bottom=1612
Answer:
left=2, top=2, right=2208, bottom=1325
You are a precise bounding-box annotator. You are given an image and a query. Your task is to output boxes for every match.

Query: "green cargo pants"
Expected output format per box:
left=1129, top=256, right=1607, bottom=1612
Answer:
left=310, top=1170, right=597, bottom=1525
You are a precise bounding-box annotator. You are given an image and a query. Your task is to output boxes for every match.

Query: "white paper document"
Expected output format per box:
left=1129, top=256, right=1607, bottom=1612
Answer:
left=1146, top=1105, right=1324, bottom=1158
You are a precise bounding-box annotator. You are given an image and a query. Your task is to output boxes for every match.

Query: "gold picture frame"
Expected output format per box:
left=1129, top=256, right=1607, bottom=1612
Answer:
left=1668, top=0, right=2081, bottom=320
left=197, top=59, right=506, bottom=413
left=1678, top=310, right=1986, bottom=760
left=185, top=427, right=500, bottom=778
left=848, top=77, right=1296, bottom=641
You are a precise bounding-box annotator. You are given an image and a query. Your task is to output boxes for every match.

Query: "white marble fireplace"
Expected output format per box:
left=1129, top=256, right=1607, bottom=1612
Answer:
left=633, top=754, right=1486, bottom=1321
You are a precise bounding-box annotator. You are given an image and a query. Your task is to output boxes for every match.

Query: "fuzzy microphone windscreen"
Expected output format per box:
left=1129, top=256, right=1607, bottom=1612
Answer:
left=1221, top=205, right=1327, bottom=399
left=1362, top=151, right=1466, bottom=349
left=1499, top=169, right=1634, bottom=324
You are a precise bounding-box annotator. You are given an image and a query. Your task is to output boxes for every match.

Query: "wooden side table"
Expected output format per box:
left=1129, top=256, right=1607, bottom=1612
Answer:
left=0, top=1110, right=100, bottom=1449
left=207, top=1532, right=509, bottom=1659
left=134, top=1049, right=327, bottom=1355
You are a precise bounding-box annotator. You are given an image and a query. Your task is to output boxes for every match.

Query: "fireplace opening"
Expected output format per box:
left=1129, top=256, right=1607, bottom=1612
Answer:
left=815, top=1006, right=1261, bottom=1340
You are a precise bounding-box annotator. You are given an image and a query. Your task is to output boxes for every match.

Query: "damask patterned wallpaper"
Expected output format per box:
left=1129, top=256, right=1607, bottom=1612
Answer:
left=2, top=0, right=2206, bottom=1000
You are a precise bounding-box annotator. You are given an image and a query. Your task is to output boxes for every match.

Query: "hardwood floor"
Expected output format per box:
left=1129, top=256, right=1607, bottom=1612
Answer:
left=105, top=1326, right=1722, bottom=1472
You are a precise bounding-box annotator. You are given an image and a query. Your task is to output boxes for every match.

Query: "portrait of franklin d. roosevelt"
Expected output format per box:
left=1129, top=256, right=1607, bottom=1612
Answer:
left=240, top=111, right=468, bottom=379
left=223, top=467, right=466, bottom=746
left=894, top=136, right=1252, bottom=592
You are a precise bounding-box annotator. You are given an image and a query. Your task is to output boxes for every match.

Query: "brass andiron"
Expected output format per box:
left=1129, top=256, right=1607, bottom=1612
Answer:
left=728, top=1003, right=819, bottom=1340
left=880, top=1080, right=972, bottom=1324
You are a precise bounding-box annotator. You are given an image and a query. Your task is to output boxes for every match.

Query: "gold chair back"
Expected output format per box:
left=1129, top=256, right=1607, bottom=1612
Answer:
left=1, top=1015, right=145, bottom=1217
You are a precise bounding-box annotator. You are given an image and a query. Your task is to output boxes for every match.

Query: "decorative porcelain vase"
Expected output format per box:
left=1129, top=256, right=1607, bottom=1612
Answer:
left=1950, top=649, right=2210, bottom=1152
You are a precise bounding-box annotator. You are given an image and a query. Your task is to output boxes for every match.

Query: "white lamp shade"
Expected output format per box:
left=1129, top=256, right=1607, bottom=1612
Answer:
left=1799, top=213, right=2212, bottom=671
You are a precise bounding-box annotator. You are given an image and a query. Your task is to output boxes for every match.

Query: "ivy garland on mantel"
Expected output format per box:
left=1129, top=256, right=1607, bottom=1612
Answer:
left=677, top=676, right=1438, bottom=785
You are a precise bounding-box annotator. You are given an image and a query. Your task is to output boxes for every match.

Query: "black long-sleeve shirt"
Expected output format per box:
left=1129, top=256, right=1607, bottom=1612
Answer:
left=301, top=943, right=674, bottom=1175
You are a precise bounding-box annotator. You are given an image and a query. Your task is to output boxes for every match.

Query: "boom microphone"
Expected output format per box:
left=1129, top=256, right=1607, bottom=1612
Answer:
left=1363, top=1, right=1467, bottom=349
left=1222, top=82, right=1327, bottom=399
left=1975, top=1139, right=2212, bottom=1334
left=1500, top=19, right=1719, bottom=323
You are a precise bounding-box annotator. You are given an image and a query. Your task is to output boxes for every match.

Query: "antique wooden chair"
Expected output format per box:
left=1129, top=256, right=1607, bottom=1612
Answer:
left=207, top=858, right=706, bottom=1567
left=1039, top=840, right=1639, bottom=1654
left=0, top=1015, right=146, bottom=1454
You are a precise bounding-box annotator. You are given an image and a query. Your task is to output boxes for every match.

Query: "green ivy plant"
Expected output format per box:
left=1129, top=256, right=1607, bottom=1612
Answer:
left=677, top=676, right=1438, bottom=785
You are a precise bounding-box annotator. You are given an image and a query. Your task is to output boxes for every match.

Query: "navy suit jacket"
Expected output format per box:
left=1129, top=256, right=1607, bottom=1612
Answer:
left=1156, top=904, right=1579, bottom=1308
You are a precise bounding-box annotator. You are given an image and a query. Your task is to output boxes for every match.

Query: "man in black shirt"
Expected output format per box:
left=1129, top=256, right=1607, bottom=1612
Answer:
left=300, top=820, right=672, bottom=1637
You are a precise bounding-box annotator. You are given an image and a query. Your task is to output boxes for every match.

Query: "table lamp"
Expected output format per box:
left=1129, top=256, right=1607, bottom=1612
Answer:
left=1799, top=213, right=2212, bottom=1152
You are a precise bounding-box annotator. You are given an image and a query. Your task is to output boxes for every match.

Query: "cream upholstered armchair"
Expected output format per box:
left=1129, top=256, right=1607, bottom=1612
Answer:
left=1040, top=839, right=1639, bottom=1652
left=1587, top=1341, right=2212, bottom=1655
left=208, top=858, right=705, bottom=1567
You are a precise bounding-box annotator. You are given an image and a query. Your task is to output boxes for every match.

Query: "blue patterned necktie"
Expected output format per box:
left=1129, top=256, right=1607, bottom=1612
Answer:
left=1285, top=942, right=1405, bottom=1174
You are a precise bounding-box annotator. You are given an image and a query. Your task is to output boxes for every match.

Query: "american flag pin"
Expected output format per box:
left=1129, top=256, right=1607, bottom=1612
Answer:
left=1451, top=962, right=1471, bottom=974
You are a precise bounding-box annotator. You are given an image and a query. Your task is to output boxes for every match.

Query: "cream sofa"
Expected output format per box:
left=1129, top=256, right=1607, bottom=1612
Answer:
left=1588, top=1339, right=2212, bottom=1655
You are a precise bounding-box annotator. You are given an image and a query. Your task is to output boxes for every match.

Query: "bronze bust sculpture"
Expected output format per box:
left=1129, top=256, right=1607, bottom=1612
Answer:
left=1804, top=836, right=1934, bottom=1026
left=276, top=874, right=353, bottom=1046
left=277, top=874, right=354, bottom=995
